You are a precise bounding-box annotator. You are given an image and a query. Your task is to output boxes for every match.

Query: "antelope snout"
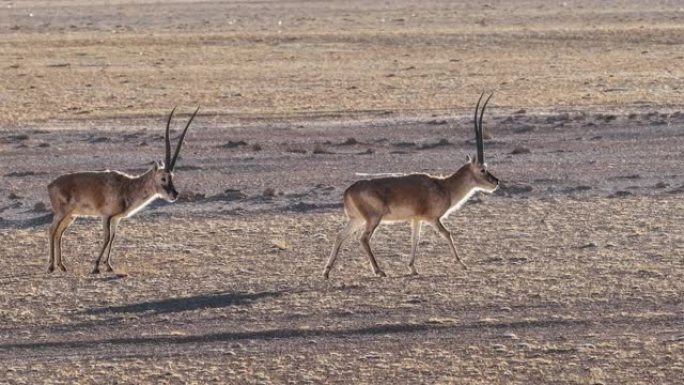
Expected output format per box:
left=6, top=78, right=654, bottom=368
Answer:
left=488, top=175, right=500, bottom=192
left=162, top=186, right=179, bottom=202
left=169, top=189, right=179, bottom=202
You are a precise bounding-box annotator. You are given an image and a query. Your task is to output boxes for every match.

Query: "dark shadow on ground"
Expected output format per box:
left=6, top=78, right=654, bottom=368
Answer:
left=2, top=313, right=681, bottom=353
left=83, top=290, right=282, bottom=315
left=0, top=214, right=52, bottom=230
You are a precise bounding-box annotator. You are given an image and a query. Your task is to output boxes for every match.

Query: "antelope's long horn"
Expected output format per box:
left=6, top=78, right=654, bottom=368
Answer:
left=165, top=107, right=177, bottom=170
left=168, top=106, right=199, bottom=171
left=478, top=92, right=494, bottom=164
left=473, top=92, right=485, bottom=164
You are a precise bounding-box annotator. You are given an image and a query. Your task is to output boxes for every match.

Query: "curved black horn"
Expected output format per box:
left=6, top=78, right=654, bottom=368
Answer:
left=168, top=106, right=199, bottom=171
left=164, top=107, right=177, bottom=170
left=478, top=92, right=494, bottom=164
left=473, top=92, right=485, bottom=164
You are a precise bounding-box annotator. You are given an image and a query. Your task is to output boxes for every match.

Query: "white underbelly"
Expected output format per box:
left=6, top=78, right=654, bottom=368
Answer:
left=382, top=206, right=423, bottom=221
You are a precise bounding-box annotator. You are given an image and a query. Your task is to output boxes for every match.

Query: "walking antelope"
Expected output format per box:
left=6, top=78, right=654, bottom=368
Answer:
left=323, top=93, right=499, bottom=279
left=46, top=107, right=199, bottom=274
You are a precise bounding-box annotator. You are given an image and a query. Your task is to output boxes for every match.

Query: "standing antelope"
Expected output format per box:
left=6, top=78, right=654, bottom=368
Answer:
left=46, top=107, right=199, bottom=274
left=323, top=93, right=499, bottom=279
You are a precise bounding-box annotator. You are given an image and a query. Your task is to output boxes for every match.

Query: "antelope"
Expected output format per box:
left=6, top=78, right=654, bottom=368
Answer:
left=46, top=107, right=199, bottom=274
left=323, top=93, right=499, bottom=279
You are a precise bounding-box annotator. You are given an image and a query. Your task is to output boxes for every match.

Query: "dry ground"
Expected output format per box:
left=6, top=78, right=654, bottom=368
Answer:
left=1, top=0, right=684, bottom=125
left=0, top=1, right=683, bottom=384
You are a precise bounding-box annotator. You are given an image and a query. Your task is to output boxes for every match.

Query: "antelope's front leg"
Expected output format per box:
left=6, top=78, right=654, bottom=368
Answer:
left=431, top=219, right=468, bottom=271
left=92, top=216, right=114, bottom=274
left=103, top=217, right=122, bottom=273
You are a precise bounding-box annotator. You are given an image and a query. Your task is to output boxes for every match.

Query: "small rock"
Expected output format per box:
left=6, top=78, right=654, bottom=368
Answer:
left=610, top=190, right=632, bottom=198
left=512, top=124, right=535, bottom=133
left=3, top=134, right=29, bottom=142
left=313, top=144, right=334, bottom=154
left=32, top=202, right=48, bottom=212
left=88, top=136, right=110, bottom=143
left=263, top=187, right=276, bottom=197
left=8, top=192, right=21, bottom=200
left=510, top=146, right=531, bottom=155
left=340, top=137, right=358, bottom=145
left=418, top=138, right=450, bottom=150
left=219, top=140, right=247, bottom=149
left=393, top=141, right=416, bottom=148
left=223, top=189, right=246, bottom=200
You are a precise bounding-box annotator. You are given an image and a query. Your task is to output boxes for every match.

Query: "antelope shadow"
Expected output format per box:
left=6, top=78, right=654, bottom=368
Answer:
left=84, top=290, right=282, bottom=315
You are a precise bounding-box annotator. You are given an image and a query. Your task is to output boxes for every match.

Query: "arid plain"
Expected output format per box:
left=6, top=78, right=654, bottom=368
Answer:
left=0, top=1, right=683, bottom=384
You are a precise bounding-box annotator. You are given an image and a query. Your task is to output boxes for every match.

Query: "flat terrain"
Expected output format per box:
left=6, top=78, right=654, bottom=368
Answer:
left=0, top=1, right=683, bottom=384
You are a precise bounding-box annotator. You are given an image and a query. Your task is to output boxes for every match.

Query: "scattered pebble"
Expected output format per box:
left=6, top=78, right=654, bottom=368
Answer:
left=340, top=137, right=358, bottom=145
left=510, top=146, right=531, bottom=155
left=32, top=202, right=48, bottom=212
left=218, top=140, right=247, bottom=149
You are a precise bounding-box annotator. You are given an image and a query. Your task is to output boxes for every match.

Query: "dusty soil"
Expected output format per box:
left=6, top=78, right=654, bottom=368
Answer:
left=0, top=1, right=683, bottom=384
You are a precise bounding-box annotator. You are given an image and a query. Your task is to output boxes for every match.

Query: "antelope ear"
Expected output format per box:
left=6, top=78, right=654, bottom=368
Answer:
left=466, top=155, right=473, bottom=163
left=152, top=161, right=160, bottom=171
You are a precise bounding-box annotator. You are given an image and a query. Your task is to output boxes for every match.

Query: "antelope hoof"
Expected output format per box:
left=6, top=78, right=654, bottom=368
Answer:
left=105, top=265, right=114, bottom=273
left=322, top=269, right=330, bottom=280
left=47, top=265, right=54, bottom=273
left=375, top=270, right=387, bottom=278
left=58, top=263, right=67, bottom=272
left=409, top=269, right=419, bottom=276
left=91, top=267, right=100, bottom=275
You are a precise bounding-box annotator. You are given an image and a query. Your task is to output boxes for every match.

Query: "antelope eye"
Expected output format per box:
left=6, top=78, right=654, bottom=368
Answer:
left=481, top=169, right=486, bottom=174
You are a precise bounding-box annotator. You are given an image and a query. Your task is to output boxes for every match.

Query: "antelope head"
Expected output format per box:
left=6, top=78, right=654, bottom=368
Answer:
left=465, top=92, right=499, bottom=193
left=156, top=106, right=199, bottom=202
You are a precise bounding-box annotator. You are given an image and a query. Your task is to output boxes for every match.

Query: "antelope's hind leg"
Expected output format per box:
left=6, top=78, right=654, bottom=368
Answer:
left=323, top=218, right=362, bottom=279
left=408, top=219, right=422, bottom=275
left=102, top=217, right=122, bottom=273
left=92, top=216, right=114, bottom=274
left=360, top=216, right=385, bottom=277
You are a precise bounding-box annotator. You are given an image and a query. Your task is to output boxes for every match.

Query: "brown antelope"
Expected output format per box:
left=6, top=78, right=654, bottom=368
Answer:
left=46, top=107, right=199, bottom=274
left=323, top=93, right=499, bottom=279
